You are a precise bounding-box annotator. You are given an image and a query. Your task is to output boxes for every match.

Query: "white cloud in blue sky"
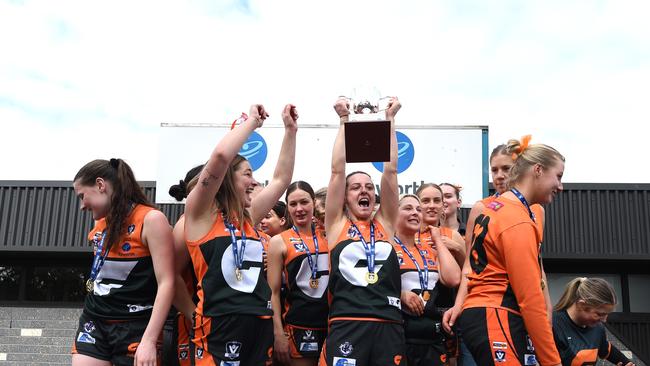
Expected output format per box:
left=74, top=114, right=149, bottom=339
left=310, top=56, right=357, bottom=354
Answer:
left=1, top=0, right=649, bottom=182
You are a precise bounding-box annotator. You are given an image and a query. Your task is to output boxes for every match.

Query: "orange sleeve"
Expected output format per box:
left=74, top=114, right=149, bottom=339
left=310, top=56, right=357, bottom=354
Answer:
left=500, top=223, right=560, bottom=366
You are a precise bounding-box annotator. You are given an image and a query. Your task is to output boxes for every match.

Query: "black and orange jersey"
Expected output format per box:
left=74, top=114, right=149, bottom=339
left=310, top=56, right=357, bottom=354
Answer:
left=553, top=310, right=623, bottom=366
left=186, top=215, right=272, bottom=318
left=481, top=195, right=545, bottom=241
left=328, top=219, right=402, bottom=322
left=419, top=228, right=457, bottom=309
left=394, top=240, right=443, bottom=341
left=84, top=204, right=157, bottom=320
left=463, top=195, right=560, bottom=365
left=280, top=227, right=329, bottom=328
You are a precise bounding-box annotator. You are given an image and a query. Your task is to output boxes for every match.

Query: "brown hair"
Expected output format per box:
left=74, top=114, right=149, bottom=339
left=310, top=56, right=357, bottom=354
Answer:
left=554, top=277, right=617, bottom=311
left=216, top=155, right=252, bottom=226
left=506, top=138, right=565, bottom=186
left=415, top=183, right=443, bottom=198
left=169, top=164, right=204, bottom=201
left=74, top=159, right=154, bottom=251
left=489, top=144, right=510, bottom=162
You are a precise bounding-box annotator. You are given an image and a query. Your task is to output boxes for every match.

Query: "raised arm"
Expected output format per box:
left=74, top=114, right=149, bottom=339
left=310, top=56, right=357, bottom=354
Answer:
left=375, top=97, right=401, bottom=234
left=250, top=104, right=298, bottom=224
left=185, top=105, right=268, bottom=224
left=325, top=98, right=351, bottom=240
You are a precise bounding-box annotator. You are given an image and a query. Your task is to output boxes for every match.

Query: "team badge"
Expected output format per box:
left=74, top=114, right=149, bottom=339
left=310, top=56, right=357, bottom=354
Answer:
left=178, top=344, right=189, bottom=360
left=83, top=321, right=95, bottom=333
left=524, top=354, right=537, bottom=365
left=347, top=227, right=359, bottom=239
left=121, top=242, right=131, bottom=252
left=303, top=330, right=315, bottom=341
left=220, top=362, right=240, bottom=366
left=487, top=201, right=504, bottom=211
left=492, top=341, right=507, bottom=350
left=333, top=357, right=356, bottom=366
left=225, top=341, right=242, bottom=359
left=494, top=350, right=506, bottom=362
left=525, top=335, right=535, bottom=351
left=339, top=341, right=353, bottom=356
left=196, top=347, right=204, bottom=359
left=127, top=224, right=136, bottom=235
left=293, top=243, right=307, bottom=252
left=77, top=332, right=96, bottom=344
left=299, top=342, right=319, bottom=352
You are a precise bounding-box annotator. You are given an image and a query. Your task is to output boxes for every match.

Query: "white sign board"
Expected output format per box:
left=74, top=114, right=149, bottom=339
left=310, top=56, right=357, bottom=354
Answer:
left=156, top=124, right=489, bottom=205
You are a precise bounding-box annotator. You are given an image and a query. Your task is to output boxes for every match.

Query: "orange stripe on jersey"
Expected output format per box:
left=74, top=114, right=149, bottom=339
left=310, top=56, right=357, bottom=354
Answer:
left=571, top=349, right=598, bottom=366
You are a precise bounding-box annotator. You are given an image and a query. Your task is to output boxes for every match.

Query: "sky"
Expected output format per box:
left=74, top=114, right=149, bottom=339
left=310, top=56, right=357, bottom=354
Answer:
left=1, top=0, right=649, bottom=183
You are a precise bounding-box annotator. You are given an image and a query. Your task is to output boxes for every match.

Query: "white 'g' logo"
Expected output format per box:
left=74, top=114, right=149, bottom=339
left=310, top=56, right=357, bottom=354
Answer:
left=295, top=253, right=330, bottom=298
left=221, top=239, right=264, bottom=293
left=339, top=241, right=393, bottom=287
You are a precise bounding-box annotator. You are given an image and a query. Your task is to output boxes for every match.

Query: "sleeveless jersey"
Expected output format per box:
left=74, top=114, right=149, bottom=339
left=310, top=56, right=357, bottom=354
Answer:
left=187, top=215, right=272, bottom=318
left=328, top=219, right=402, bottom=322
left=394, top=239, right=443, bottom=341
left=280, top=227, right=329, bottom=328
left=553, top=310, right=612, bottom=366
left=463, top=195, right=559, bottom=365
left=419, top=228, right=456, bottom=309
left=84, top=204, right=157, bottom=320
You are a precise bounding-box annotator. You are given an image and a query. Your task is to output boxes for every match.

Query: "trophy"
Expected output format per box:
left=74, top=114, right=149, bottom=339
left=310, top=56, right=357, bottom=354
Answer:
left=340, top=86, right=392, bottom=163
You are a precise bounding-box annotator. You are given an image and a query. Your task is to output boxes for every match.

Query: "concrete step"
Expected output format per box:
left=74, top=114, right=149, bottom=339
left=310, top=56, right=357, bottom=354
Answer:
left=2, top=352, right=71, bottom=363
left=0, top=344, right=70, bottom=355
left=0, top=336, right=73, bottom=346
left=8, top=320, right=78, bottom=330
left=0, top=328, right=76, bottom=337
left=0, top=308, right=82, bottom=321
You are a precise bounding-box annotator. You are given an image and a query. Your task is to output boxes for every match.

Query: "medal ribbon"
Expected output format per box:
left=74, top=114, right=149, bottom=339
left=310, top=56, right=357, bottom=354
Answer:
left=89, top=231, right=108, bottom=283
left=350, top=221, right=375, bottom=274
left=292, top=223, right=319, bottom=280
left=394, top=235, right=429, bottom=293
left=224, top=216, right=247, bottom=271
left=511, top=188, right=535, bottom=222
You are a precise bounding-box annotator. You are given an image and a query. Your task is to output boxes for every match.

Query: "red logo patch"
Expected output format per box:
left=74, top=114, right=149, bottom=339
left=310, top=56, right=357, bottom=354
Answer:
left=487, top=201, right=504, bottom=211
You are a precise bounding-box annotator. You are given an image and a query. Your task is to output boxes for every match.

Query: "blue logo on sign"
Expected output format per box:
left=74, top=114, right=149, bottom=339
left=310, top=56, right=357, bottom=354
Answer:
left=372, top=131, right=414, bottom=174
left=239, top=131, right=267, bottom=171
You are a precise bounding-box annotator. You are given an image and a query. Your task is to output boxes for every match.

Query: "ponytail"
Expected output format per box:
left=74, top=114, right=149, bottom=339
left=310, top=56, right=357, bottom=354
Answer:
left=554, top=277, right=617, bottom=311
left=74, top=159, right=154, bottom=250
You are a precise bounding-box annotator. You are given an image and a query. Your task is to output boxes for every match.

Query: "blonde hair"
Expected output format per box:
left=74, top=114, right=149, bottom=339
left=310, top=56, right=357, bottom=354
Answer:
left=506, top=137, right=565, bottom=186
left=554, top=277, right=617, bottom=311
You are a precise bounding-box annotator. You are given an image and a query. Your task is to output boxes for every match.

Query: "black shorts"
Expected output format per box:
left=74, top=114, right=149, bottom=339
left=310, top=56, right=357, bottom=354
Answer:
left=405, top=342, right=447, bottom=366
left=458, top=307, right=538, bottom=366
left=71, top=312, right=161, bottom=366
left=319, top=320, right=406, bottom=366
left=194, top=314, right=273, bottom=366
left=285, top=324, right=326, bottom=358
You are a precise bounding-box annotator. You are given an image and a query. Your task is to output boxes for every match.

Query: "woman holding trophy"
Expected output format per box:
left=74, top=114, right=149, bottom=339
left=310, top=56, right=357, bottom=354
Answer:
left=320, top=96, right=405, bottom=366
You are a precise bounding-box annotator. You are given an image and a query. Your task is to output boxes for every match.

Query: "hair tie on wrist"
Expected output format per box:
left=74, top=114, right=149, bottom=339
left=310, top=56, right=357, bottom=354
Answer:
left=109, top=158, right=119, bottom=168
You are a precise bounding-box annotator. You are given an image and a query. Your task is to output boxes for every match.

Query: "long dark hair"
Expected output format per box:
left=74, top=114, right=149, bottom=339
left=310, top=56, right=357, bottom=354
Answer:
left=285, top=181, right=316, bottom=225
left=217, top=155, right=252, bottom=226
left=74, top=158, right=154, bottom=250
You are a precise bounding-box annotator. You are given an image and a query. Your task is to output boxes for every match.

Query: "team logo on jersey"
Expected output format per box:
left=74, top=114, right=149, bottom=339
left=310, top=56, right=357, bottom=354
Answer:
left=427, top=259, right=435, bottom=266
left=299, top=342, right=319, bottom=352
left=303, top=330, right=315, bottom=341
left=394, top=355, right=403, bottom=365
left=494, top=350, right=506, bottom=362
left=121, top=242, right=131, bottom=252
left=77, top=331, right=96, bottom=344
left=372, top=131, right=415, bottom=174
left=128, top=304, right=153, bottom=313
left=347, top=226, right=359, bottom=239
left=293, top=242, right=307, bottom=252
left=220, top=362, right=240, bottom=366
left=83, top=321, right=95, bottom=333
left=339, top=341, right=353, bottom=356
left=333, top=357, right=356, bottom=366
left=239, top=131, right=267, bottom=171
left=524, top=354, right=537, bottom=366
left=127, top=224, right=136, bottom=235
left=225, top=341, right=242, bottom=359
left=387, top=296, right=401, bottom=309
left=179, top=343, right=189, bottom=360
left=487, top=201, right=504, bottom=211
left=525, top=335, right=534, bottom=351
left=492, top=341, right=507, bottom=350
left=397, top=255, right=404, bottom=266
left=419, top=249, right=427, bottom=256
left=196, top=347, right=204, bottom=359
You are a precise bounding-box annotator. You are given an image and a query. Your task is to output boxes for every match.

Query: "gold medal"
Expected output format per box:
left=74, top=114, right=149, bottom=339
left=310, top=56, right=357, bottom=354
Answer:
left=310, top=278, right=319, bottom=289
left=365, top=271, right=378, bottom=284
left=85, top=279, right=94, bottom=293
left=235, top=268, right=243, bottom=281
left=422, top=290, right=430, bottom=301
